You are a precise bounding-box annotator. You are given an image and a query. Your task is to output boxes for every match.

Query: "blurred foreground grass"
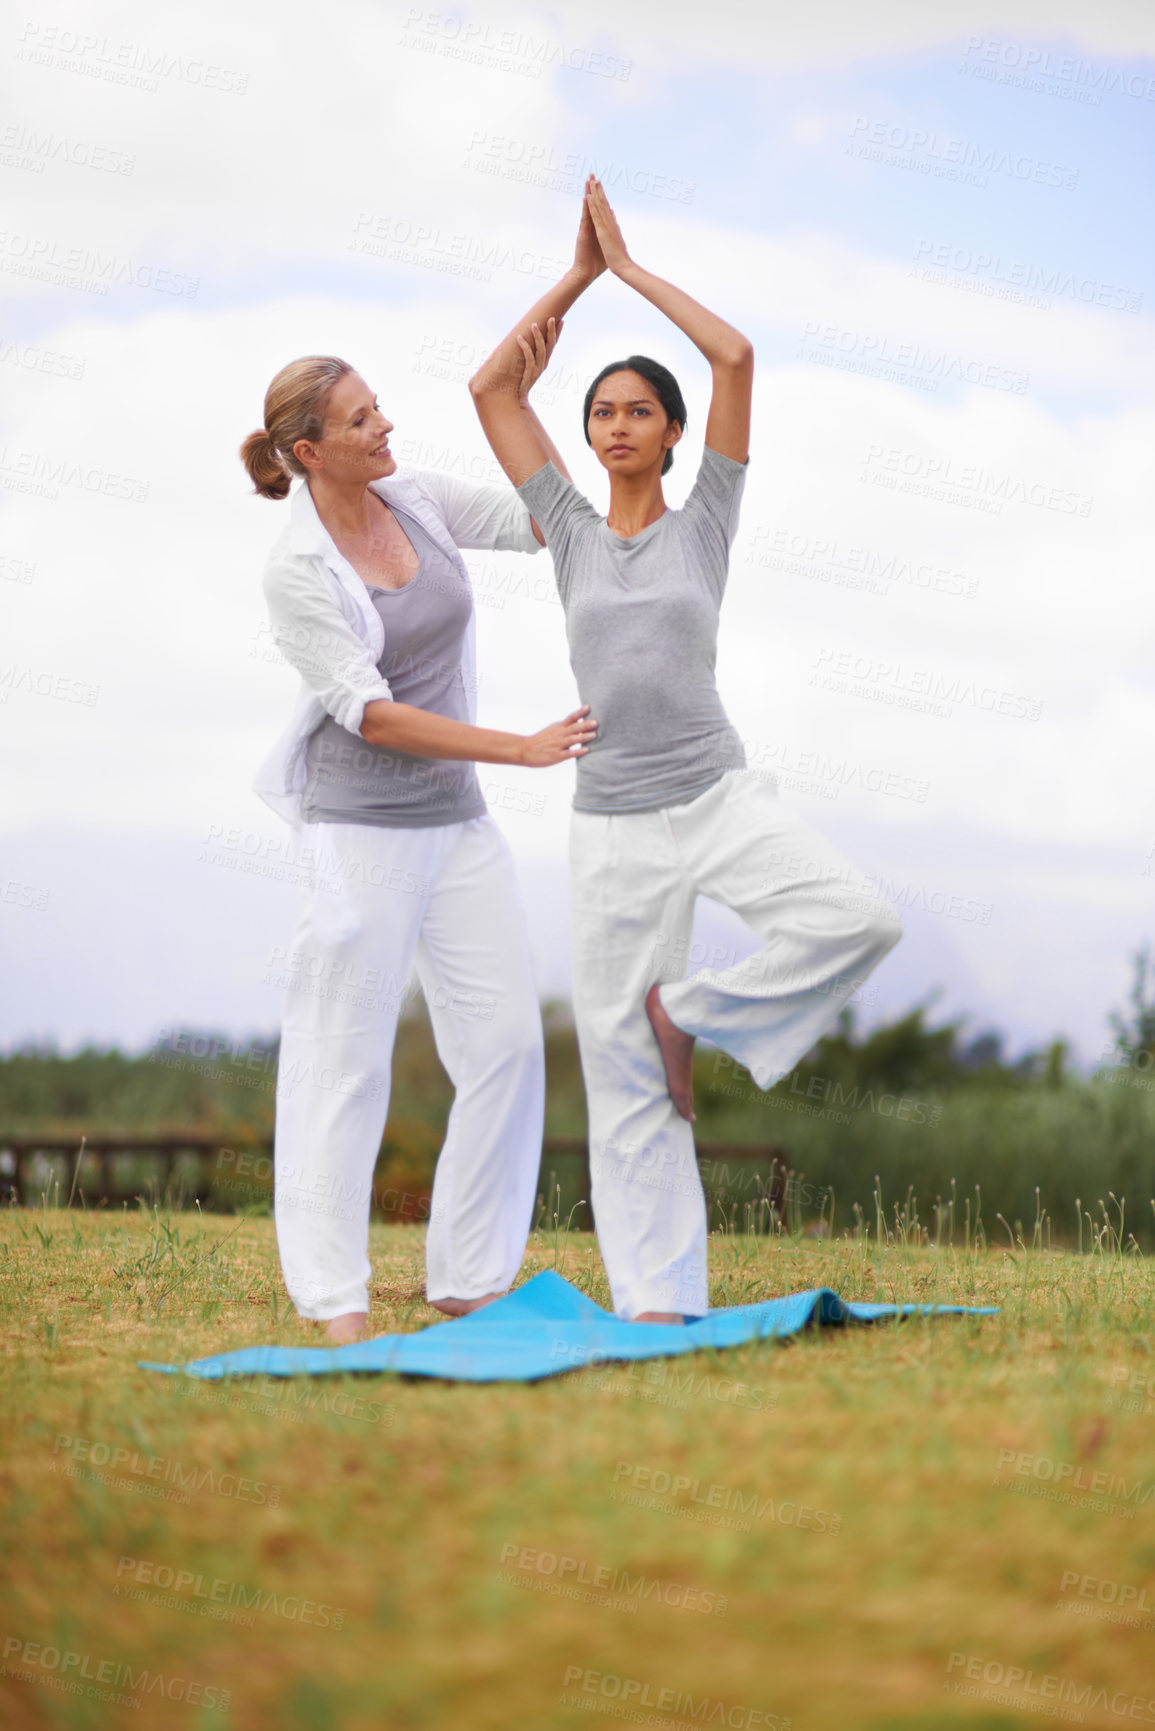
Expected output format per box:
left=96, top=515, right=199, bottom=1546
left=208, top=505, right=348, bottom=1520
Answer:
left=2, top=1208, right=1154, bottom=1730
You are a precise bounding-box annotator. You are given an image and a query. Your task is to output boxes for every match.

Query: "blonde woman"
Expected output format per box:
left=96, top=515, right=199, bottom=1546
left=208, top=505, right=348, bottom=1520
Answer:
left=470, top=180, right=902, bottom=1322
left=241, top=357, right=596, bottom=1342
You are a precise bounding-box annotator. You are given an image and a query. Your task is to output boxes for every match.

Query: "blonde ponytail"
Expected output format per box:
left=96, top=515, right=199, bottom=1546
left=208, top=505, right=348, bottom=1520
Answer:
left=239, top=356, right=354, bottom=500
left=239, top=427, right=290, bottom=500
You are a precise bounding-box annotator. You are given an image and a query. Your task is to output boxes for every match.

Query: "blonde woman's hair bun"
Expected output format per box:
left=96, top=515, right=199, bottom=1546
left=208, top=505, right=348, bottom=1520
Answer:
left=239, top=426, right=290, bottom=500
left=238, top=356, right=354, bottom=501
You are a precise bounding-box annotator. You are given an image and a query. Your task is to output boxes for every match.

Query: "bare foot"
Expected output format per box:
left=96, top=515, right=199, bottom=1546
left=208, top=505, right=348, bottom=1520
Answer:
left=429, top=1292, right=503, bottom=1317
left=325, top=1312, right=367, bottom=1344
left=645, top=983, right=696, bottom=1120
left=633, top=1311, right=685, bottom=1324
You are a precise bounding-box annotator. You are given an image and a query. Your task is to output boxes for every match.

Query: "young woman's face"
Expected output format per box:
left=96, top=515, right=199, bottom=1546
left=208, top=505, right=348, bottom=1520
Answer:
left=297, top=371, right=396, bottom=483
left=587, top=370, right=680, bottom=476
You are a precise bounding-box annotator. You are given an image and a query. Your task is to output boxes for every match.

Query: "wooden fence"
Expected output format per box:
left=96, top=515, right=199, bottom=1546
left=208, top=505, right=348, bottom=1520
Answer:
left=1, top=1134, right=793, bottom=1228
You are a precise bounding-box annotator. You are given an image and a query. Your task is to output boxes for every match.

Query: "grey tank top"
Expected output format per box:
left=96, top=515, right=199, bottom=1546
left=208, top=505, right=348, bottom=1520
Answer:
left=301, top=503, right=487, bottom=829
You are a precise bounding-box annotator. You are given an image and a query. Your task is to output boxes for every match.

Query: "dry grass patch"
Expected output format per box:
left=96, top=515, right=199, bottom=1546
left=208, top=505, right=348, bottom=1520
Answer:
left=1, top=1206, right=1153, bottom=1730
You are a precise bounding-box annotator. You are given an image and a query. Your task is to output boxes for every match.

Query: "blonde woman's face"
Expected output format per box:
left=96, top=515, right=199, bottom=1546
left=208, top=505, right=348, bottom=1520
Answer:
left=297, top=371, right=396, bottom=483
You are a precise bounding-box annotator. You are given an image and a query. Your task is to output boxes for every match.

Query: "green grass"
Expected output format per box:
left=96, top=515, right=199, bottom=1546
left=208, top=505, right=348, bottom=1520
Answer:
left=2, top=1205, right=1154, bottom=1730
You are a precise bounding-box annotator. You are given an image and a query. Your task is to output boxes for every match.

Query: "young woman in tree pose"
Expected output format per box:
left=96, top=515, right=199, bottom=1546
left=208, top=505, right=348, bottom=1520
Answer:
left=470, top=178, right=902, bottom=1322
left=242, top=358, right=596, bottom=1341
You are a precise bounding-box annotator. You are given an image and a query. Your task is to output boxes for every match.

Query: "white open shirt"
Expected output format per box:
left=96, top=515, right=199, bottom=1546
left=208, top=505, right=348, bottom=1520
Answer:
left=252, top=468, right=540, bottom=826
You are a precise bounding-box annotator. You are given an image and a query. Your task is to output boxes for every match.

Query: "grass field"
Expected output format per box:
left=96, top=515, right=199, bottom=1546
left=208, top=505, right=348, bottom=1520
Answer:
left=3, top=1204, right=1154, bottom=1731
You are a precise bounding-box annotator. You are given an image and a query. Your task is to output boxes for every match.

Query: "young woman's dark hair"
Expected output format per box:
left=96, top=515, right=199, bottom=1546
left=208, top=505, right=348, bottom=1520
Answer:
left=582, top=354, right=687, bottom=477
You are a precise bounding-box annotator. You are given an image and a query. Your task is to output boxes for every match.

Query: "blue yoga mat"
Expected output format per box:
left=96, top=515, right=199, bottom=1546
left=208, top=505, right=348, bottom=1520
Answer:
left=140, top=1270, right=997, bottom=1385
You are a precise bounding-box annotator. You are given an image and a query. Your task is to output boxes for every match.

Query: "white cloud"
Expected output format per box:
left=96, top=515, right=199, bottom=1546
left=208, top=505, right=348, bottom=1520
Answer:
left=3, top=0, right=1151, bottom=1054
left=571, top=0, right=1155, bottom=64
left=5, top=275, right=1150, bottom=839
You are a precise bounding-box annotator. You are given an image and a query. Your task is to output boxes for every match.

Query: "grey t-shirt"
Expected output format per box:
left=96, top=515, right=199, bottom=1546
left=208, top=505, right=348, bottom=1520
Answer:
left=516, top=445, right=748, bottom=814
left=301, top=504, right=487, bottom=829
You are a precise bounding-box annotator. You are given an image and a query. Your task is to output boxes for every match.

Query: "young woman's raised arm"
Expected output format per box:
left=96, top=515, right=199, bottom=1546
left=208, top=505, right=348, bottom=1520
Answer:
left=469, top=182, right=606, bottom=487
left=585, top=179, right=753, bottom=464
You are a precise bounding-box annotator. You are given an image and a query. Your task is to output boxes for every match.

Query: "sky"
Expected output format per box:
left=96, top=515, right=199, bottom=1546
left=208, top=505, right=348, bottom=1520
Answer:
left=1, top=0, right=1153, bottom=1067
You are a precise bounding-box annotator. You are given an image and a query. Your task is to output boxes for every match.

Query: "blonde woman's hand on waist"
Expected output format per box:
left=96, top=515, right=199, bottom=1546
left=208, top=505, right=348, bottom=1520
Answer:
left=518, top=705, right=598, bottom=767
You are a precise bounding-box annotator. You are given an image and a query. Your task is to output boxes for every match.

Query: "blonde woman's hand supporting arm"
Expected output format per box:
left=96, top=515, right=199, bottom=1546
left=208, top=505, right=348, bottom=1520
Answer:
left=469, top=182, right=606, bottom=488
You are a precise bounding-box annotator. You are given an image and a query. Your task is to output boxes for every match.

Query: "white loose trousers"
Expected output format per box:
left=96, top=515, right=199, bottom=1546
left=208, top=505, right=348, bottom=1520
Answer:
left=569, top=769, right=903, bottom=1319
left=272, top=814, right=544, bottom=1320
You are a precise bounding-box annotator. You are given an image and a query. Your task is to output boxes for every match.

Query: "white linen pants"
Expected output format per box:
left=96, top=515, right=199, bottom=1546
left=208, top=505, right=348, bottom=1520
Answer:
left=570, top=768, right=903, bottom=1319
left=272, top=813, right=544, bottom=1320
